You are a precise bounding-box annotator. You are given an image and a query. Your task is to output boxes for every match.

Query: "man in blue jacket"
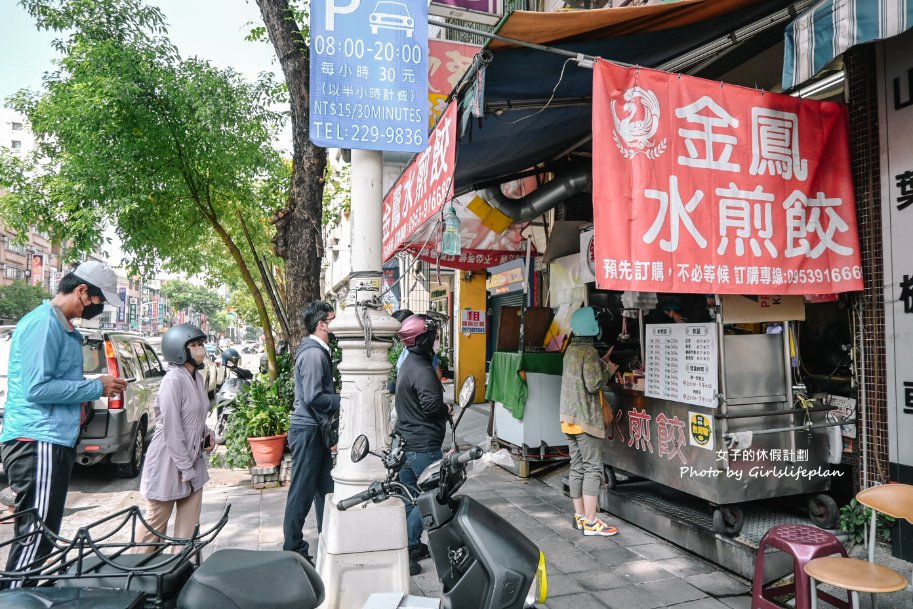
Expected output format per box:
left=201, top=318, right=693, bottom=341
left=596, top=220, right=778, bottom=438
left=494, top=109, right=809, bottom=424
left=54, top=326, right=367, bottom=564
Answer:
left=1, top=261, right=126, bottom=583
left=282, top=301, right=340, bottom=563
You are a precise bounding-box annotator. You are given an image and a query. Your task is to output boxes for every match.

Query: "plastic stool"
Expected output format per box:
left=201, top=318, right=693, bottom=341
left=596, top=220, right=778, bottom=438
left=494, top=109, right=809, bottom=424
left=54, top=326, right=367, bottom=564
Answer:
left=752, top=524, right=851, bottom=609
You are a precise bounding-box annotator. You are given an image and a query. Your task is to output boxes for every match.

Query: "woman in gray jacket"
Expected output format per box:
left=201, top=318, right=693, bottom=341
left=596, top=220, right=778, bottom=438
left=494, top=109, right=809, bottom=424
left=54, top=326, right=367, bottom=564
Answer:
left=139, top=324, right=214, bottom=551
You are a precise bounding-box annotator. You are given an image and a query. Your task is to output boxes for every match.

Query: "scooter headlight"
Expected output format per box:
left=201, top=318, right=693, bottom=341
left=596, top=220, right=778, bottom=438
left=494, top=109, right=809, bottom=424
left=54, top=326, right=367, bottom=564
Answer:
left=524, top=551, right=547, bottom=607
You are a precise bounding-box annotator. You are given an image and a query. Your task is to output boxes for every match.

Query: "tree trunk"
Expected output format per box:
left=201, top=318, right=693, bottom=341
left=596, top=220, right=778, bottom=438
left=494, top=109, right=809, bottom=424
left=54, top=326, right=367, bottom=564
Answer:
left=256, top=0, right=328, bottom=347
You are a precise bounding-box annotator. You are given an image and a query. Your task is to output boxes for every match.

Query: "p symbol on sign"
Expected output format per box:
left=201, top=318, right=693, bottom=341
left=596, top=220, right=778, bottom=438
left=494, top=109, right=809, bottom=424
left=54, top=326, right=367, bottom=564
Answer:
left=325, top=0, right=360, bottom=31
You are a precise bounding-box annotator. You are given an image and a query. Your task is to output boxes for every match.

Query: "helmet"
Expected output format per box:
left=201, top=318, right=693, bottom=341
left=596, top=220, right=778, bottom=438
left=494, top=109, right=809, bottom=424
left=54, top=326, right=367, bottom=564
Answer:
left=391, top=309, right=414, bottom=323
left=223, top=347, right=240, bottom=365
left=570, top=307, right=600, bottom=337
left=162, top=324, right=207, bottom=365
left=397, top=314, right=438, bottom=347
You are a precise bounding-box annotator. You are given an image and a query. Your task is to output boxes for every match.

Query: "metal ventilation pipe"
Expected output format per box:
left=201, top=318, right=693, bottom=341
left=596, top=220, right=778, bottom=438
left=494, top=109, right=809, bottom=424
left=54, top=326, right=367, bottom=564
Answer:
left=479, top=164, right=591, bottom=222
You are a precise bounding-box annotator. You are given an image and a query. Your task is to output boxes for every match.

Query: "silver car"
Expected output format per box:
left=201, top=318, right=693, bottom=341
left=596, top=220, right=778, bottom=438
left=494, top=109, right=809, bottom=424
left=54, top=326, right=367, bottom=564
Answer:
left=77, top=331, right=164, bottom=478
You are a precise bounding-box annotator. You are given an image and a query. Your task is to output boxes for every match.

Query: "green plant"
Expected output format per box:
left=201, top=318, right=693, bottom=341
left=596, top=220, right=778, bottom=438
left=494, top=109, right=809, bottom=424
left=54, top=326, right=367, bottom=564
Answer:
left=437, top=350, right=450, bottom=374
left=217, top=355, right=293, bottom=469
left=388, top=340, right=404, bottom=384
left=838, top=498, right=896, bottom=547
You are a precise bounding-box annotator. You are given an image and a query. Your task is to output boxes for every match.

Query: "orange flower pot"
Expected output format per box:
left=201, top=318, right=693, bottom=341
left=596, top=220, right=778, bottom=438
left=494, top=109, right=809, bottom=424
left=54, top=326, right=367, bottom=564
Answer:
left=247, top=433, right=287, bottom=468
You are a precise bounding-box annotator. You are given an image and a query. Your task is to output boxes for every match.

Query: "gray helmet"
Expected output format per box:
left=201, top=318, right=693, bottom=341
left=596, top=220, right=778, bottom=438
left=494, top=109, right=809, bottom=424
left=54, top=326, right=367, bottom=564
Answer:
left=162, top=324, right=207, bottom=365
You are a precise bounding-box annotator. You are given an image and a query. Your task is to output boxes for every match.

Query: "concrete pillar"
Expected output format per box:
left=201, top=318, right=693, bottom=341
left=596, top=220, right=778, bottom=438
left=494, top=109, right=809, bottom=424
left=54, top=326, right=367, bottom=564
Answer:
left=317, top=150, right=410, bottom=609
left=455, top=271, right=488, bottom=404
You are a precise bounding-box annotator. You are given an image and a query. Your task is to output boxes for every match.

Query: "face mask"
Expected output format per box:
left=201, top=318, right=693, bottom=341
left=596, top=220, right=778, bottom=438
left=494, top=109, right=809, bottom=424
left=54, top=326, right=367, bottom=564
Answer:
left=188, top=345, right=208, bottom=369
left=80, top=293, right=105, bottom=320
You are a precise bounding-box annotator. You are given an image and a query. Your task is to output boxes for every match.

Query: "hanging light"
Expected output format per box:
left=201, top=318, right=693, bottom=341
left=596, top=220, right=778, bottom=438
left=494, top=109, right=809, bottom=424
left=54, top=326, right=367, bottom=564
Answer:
left=441, top=205, right=462, bottom=256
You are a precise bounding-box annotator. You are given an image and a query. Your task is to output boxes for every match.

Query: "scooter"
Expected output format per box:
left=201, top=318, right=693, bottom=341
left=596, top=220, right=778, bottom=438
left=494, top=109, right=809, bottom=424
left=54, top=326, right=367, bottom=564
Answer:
left=337, top=375, right=548, bottom=609
left=212, top=361, right=253, bottom=444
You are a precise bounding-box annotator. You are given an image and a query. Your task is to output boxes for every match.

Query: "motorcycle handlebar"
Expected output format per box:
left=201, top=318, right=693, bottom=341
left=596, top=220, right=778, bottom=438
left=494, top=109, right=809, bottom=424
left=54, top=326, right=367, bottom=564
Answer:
left=450, top=446, right=483, bottom=467
left=337, top=486, right=376, bottom=511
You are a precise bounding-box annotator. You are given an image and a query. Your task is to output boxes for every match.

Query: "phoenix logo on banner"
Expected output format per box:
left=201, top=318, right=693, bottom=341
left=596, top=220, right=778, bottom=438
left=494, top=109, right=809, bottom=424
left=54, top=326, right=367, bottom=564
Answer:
left=592, top=62, right=864, bottom=295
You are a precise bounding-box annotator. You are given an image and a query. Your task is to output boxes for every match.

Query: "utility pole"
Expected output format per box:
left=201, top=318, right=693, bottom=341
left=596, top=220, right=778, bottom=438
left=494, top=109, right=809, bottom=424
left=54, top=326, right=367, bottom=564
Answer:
left=316, top=149, right=408, bottom=609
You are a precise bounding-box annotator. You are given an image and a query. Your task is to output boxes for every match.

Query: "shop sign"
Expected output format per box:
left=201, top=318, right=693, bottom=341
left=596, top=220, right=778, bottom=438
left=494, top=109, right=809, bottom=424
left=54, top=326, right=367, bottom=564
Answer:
left=688, top=411, right=714, bottom=451
left=117, top=287, right=127, bottom=323
left=309, top=0, right=429, bottom=152
left=579, top=227, right=596, bottom=283
left=645, top=323, right=718, bottom=408
left=382, top=102, right=457, bottom=260
left=879, top=30, right=913, bottom=468
left=486, top=259, right=525, bottom=290
left=592, top=62, right=863, bottom=295
left=382, top=262, right=400, bottom=312
left=460, top=309, right=486, bottom=334
left=428, top=40, right=480, bottom=126
left=428, top=0, right=502, bottom=26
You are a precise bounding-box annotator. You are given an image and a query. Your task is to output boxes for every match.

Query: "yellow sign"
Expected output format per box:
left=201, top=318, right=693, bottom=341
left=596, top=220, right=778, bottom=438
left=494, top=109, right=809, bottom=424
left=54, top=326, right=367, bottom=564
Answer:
left=688, top=412, right=713, bottom=450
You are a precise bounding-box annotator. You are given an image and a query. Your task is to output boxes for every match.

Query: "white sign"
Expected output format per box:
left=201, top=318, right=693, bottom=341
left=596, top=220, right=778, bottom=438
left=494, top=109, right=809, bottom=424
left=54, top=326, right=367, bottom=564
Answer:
left=461, top=309, right=486, bottom=334
left=827, top=394, right=857, bottom=439
left=879, top=30, right=913, bottom=467
left=579, top=227, right=596, bottom=283
left=646, top=323, right=718, bottom=408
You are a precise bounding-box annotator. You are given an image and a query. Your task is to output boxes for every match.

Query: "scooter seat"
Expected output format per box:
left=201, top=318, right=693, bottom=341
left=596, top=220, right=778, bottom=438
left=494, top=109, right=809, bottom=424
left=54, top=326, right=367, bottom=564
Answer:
left=177, top=549, right=324, bottom=609
left=55, top=552, right=194, bottom=601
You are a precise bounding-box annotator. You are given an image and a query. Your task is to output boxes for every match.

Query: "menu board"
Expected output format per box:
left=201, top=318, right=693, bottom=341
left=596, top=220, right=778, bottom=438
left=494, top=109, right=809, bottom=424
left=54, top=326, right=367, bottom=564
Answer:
left=645, top=323, right=718, bottom=408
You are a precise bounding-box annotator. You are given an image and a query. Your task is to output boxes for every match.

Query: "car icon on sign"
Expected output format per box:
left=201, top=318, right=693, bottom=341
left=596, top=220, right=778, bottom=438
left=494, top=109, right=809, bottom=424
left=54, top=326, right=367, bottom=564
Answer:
left=370, top=1, right=415, bottom=37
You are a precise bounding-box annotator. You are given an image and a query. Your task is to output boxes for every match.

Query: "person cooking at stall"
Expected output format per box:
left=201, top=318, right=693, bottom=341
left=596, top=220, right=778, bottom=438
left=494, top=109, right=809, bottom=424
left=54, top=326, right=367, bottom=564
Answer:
left=660, top=297, right=689, bottom=323
left=560, top=306, right=619, bottom=537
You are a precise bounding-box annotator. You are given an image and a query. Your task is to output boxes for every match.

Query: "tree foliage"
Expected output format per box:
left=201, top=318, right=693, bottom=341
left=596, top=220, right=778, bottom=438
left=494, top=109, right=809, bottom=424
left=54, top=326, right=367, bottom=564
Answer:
left=160, top=280, right=222, bottom=319
left=0, top=281, right=51, bottom=321
left=0, top=0, right=288, bottom=377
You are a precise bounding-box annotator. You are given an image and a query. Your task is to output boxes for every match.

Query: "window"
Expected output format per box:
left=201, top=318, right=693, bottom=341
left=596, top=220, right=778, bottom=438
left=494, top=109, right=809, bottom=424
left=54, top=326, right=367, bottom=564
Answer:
left=4, top=267, right=24, bottom=280
left=10, top=123, right=22, bottom=132
left=6, top=242, right=26, bottom=255
left=82, top=341, right=108, bottom=375
left=114, top=339, right=138, bottom=380
left=142, top=343, right=163, bottom=377
left=10, top=141, right=21, bottom=150
left=132, top=341, right=151, bottom=378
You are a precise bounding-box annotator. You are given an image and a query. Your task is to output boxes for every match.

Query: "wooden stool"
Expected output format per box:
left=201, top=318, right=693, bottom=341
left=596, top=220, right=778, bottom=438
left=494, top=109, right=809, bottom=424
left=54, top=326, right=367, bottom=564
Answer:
left=804, top=484, right=913, bottom=609
left=752, top=524, right=850, bottom=609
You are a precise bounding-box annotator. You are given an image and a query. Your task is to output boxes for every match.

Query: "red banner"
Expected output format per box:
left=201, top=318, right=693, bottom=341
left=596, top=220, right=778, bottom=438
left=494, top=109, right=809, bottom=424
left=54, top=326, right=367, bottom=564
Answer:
left=592, top=62, right=863, bottom=295
left=383, top=102, right=457, bottom=262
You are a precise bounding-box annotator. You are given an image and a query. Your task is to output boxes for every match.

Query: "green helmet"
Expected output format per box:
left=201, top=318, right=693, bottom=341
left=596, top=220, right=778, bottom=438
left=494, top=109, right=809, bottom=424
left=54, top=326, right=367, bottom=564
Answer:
left=570, top=307, right=600, bottom=337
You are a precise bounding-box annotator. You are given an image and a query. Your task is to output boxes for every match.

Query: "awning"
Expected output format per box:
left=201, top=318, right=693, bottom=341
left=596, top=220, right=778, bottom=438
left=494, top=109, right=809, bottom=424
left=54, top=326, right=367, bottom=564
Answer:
left=453, top=0, right=797, bottom=191
left=783, top=0, right=913, bottom=90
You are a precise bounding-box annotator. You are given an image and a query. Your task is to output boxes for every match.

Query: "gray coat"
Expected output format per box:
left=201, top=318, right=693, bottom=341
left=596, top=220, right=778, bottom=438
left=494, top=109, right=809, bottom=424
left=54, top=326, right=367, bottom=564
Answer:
left=290, top=337, right=341, bottom=428
left=140, top=365, right=210, bottom=501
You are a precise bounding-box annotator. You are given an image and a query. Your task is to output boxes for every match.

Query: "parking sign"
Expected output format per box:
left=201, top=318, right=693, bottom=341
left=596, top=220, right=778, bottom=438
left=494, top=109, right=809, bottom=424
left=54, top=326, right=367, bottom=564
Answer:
left=311, top=0, right=429, bottom=152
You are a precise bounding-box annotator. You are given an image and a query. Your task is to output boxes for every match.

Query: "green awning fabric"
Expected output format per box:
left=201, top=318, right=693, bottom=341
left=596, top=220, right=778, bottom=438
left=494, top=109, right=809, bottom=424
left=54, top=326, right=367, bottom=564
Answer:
left=486, top=352, right=564, bottom=419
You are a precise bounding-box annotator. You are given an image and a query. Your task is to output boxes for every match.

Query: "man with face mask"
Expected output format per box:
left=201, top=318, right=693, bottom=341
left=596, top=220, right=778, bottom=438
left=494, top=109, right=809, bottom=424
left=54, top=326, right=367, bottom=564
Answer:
left=0, top=261, right=126, bottom=583
left=394, top=314, right=451, bottom=575
left=283, top=300, right=340, bottom=564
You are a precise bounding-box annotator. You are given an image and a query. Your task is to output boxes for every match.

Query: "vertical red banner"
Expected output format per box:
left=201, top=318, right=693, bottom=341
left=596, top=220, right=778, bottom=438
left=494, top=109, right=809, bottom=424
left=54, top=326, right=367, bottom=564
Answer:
left=592, top=62, right=863, bottom=295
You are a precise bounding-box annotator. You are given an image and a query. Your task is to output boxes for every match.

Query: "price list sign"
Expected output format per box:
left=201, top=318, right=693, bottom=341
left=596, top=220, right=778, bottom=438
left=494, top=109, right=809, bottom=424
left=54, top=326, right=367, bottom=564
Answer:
left=310, top=0, right=429, bottom=152
left=645, top=323, right=718, bottom=408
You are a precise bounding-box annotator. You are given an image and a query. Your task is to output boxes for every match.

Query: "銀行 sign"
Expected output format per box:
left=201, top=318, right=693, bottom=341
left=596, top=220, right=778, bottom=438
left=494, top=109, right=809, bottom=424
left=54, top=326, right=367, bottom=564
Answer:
left=310, top=0, right=429, bottom=152
left=592, top=62, right=863, bottom=295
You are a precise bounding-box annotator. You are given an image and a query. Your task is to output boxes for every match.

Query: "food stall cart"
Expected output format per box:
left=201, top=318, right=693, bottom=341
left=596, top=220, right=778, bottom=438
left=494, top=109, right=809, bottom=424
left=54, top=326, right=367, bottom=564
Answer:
left=602, top=296, right=841, bottom=536
left=486, top=305, right=569, bottom=477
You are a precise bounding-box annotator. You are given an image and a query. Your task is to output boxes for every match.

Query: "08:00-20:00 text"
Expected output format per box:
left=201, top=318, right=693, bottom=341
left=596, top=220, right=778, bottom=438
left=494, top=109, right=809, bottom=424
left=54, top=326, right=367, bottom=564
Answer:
left=313, top=37, right=423, bottom=63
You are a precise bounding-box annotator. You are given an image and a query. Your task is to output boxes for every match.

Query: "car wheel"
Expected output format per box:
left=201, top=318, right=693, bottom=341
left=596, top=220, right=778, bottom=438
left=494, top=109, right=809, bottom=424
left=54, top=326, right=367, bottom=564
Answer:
left=116, top=420, right=147, bottom=479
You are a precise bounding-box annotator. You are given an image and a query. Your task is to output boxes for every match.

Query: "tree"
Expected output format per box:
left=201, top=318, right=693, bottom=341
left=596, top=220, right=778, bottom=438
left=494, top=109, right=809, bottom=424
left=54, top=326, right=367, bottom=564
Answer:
left=0, top=0, right=288, bottom=377
left=254, top=0, right=327, bottom=343
left=0, top=281, right=50, bottom=321
left=160, top=280, right=223, bottom=319
left=229, top=288, right=264, bottom=328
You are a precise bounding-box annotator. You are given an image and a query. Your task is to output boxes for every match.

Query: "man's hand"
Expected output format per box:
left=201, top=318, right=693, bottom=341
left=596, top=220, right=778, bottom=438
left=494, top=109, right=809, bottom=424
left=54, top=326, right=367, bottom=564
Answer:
left=601, top=345, right=615, bottom=363
left=99, top=375, right=128, bottom=398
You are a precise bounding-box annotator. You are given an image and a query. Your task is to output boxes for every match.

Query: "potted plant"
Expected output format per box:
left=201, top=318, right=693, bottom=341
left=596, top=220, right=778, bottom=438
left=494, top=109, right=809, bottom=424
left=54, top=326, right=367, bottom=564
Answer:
left=219, top=354, right=293, bottom=469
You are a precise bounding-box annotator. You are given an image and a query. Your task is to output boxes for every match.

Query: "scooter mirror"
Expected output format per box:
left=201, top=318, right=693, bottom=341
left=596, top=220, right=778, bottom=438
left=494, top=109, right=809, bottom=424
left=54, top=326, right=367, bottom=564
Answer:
left=458, top=376, right=475, bottom=410
left=351, top=435, right=370, bottom=463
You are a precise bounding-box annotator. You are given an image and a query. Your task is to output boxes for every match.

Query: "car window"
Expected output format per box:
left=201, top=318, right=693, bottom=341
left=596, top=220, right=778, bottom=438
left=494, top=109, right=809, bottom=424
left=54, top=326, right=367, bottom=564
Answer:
left=114, top=339, right=138, bottom=380
left=82, top=340, right=108, bottom=375
left=132, top=341, right=152, bottom=378
left=142, top=343, right=164, bottom=376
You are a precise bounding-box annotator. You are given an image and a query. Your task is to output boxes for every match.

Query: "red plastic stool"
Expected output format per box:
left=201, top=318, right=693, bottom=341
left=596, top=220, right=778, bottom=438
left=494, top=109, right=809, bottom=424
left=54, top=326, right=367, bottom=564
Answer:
left=753, top=524, right=851, bottom=609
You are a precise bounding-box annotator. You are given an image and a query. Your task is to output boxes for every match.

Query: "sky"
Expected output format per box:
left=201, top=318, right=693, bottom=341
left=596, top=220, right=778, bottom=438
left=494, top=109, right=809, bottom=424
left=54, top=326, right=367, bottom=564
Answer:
left=0, top=0, right=280, bottom=105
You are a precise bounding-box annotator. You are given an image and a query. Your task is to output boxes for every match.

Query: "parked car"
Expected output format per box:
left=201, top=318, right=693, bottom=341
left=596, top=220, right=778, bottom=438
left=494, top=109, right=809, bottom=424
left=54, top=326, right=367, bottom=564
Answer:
left=0, top=328, right=163, bottom=478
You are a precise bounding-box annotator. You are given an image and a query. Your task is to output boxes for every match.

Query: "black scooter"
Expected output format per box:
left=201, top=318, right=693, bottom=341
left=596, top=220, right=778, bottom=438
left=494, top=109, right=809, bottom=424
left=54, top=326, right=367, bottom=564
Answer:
left=212, top=361, right=253, bottom=444
left=337, top=376, right=547, bottom=609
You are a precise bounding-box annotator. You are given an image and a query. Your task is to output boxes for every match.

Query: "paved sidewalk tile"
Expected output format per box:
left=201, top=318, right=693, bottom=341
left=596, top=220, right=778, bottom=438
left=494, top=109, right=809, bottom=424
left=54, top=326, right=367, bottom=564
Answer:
left=685, top=571, right=751, bottom=596
left=544, top=591, right=610, bottom=609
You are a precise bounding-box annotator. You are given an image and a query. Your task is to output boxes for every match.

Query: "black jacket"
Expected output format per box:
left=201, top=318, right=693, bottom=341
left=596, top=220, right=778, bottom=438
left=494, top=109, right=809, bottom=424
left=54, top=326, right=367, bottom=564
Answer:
left=291, top=338, right=340, bottom=428
left=394, top=349, right=448, bottom=452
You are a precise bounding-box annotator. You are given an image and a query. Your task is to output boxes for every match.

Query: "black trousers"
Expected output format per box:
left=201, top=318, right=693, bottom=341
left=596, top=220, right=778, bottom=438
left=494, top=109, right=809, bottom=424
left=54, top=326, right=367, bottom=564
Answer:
left=282, top=425, right=333, bottom=559
left=1, top=440, right=75, bottom=586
